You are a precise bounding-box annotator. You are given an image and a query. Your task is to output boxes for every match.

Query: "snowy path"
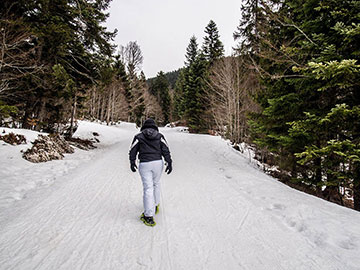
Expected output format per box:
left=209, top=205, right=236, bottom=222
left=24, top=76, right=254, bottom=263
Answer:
left=1, top=122, right=360, bottom=270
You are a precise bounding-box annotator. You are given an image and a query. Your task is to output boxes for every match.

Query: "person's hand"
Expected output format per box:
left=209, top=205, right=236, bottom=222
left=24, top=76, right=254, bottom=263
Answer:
left=130, top=162, right=137, bottom=172
left=165, top=162, right=172, bottom=174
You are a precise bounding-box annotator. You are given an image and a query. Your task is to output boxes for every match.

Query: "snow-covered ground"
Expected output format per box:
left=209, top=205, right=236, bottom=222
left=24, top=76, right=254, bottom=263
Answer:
left=0, top=121, right=359, bottom=270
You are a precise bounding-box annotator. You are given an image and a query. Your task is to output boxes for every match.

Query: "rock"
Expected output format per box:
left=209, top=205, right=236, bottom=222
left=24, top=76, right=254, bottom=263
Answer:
left=233, top=144, right=241, bottom=152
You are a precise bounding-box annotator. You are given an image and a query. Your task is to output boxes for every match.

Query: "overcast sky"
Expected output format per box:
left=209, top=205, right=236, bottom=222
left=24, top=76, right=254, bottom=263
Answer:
left=105, top=0, right=241, bottom=78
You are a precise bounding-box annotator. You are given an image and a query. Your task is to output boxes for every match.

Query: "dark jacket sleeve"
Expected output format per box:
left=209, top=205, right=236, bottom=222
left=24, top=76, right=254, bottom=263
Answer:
left=160, top=134, right=172, bottom=164
left=129, top=136, right=140, bottom=162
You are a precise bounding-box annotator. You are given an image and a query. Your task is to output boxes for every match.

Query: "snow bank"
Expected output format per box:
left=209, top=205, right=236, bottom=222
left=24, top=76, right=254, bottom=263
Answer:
left=73, top=120, right=137, bottom=145
left=0, top=127, right=45, bottom=145
left=0, top=120, right=134, bottom=210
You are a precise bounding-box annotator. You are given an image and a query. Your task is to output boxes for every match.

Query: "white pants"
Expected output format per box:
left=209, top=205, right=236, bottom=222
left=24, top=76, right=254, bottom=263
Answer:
left=139, top=160, right=163, bottom=217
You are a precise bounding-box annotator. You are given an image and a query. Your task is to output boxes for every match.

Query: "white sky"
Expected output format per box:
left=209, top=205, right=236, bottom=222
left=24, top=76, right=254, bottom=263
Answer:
left=105, top=0, right=241, bottom=78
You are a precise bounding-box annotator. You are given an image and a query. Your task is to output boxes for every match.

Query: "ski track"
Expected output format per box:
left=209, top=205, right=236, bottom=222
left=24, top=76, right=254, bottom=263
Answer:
left=1, top=122, right=360, bottom=270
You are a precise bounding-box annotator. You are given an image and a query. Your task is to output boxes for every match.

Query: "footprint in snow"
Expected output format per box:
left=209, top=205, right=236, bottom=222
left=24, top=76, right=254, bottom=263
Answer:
left=137, top=256, right=151, bottom=267
left=272, top=203, right=286, bottom=210
left=266, top=203, right=286, bottom=212
left=338, top=239, right=357, bottom=250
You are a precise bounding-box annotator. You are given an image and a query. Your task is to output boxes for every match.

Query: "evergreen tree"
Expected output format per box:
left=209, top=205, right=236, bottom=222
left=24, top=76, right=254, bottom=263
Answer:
left=132, top=72, right=146, bottom=127
left=152, top=71, right=171, bottom=124
left=183, top=53, right=208, bottom=133
left=185, top=36, right=199, bottom=67
left=173, top=36, right=200, bottom=125
left=201, top=20, right=224, bottom=131
left=114, top=54, right=132, bottom=104
left=244, top=0, right=360, bottom=209
left=172, top=69, right=187, bottom=120
left=233, top=0, right=265, bottom=53
left=202, top=20, right=224, bottom=63
left=0, top=0, right=116, bottom=132
left=164, top=69, right=181, bottom=89
left=0, top=102, right=18, bottom=125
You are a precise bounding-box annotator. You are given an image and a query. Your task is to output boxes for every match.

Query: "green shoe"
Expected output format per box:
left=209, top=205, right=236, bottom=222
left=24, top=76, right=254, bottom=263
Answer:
left=155, top=204, right=160, bottom=215
left=140, top=213, right=156, bottom=227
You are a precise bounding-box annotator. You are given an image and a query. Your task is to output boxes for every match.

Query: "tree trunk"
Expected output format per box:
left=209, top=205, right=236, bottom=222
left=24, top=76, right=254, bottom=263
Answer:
left=354, top=186, right=360, bottom=211
left=69, top=96, right=77, bottom=138
left=353, top=165, right=360, bottom=211
left=111, top=87, right=115, bottom=123
left=314, top=156, right=322, bottom=195
left=100, top=95, right=106, bottom=122
left=97, top=93, right=101, bottom=119
left=90, top=87, right=96, bottom=118
left=22, top=107, right=31, bottom=129
left=35, top=100, right=46, bottom=131
left=106, top=89, right=111, bottom=125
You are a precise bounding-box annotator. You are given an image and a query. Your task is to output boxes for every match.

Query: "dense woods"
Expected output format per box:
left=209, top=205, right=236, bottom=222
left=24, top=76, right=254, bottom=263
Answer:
left=237, top=0, right=360, bottom=210
left=0, top=0, right=164, bottom=132
left=1, top=0, right=116, bottom=133
left=170, top=1, right=360, bottom=210
left=1, top=0, right=359, bottom=210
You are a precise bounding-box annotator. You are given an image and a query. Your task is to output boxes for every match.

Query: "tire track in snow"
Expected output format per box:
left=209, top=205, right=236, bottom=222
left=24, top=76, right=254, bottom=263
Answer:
left=99, top=170, right=126, bottom=269
left=0, top=169, right=93, bottom=255
left=28, top=168, right=117, bottom=270
left=59, top=174, right=120, bottom=270
left=159, top=191, right=173, bottom=270
left=53, top=145, right=133, bottom=270
left=237, top=206, right=250, bottom=232
left=1, top=168, right=97, bottom=270
left=76, top=209, right=111, bottom=270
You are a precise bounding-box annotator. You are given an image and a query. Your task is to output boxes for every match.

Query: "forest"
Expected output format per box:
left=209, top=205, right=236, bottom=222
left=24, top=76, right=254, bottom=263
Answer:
left=0, top=0, right=359, bottom=211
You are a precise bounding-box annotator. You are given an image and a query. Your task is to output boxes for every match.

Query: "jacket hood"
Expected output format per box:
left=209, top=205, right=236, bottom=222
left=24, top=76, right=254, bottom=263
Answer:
left=142, top=128, right=159, bottom=140
left=140, top=118, right=159, bottom=131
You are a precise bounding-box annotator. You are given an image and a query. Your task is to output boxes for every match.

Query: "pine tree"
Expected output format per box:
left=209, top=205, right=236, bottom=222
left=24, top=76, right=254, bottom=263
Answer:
left=244, top=0, right=360, bottom=209
left=183, top=53, right=208, bottom=133
left=185, top=36, right=199, bottom=67
left=244, top=0, right=325, bottom=180
left=202, top=20, right=224, bottom=64
left=174, top=36, right=200, bottom=125
left=152, top=71, right=171, bottom=124
left=130, top=72, right=146, bottom=127
left=172, top=68, right=187, bottom=120
left=280, top=0, right=359, bottom=208
left=233, top=0, right=265, bottom=53
left=114, top=55, right=132, bottom=104
left=0, top=0, right=116, bottom=132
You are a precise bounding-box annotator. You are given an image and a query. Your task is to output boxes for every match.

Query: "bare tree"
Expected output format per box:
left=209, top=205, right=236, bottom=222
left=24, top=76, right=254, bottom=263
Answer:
left=84, top=42, right=159, bottom=125
left=124, top=41, right=143, bottom=77
left=84, top=76, right=130, bottom=123
left=117, top=45, right=126, bottom=65
left=0, top=19, right=42, bottom=99
left=143, top=88, right=163, bottom=122
left=207, top=56, right=260, bottom=143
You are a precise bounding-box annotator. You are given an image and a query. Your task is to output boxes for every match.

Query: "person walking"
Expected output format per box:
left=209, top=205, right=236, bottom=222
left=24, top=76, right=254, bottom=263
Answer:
left=129, top=118, right=172, bottom=226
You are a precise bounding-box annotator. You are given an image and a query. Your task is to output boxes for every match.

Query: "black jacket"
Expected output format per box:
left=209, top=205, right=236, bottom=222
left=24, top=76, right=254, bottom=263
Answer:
left=129, top=121, right=172, bottom=164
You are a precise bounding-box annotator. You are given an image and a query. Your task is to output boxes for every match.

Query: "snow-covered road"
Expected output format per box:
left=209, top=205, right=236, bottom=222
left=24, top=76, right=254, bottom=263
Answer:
left=1, top=121, right=359, bottom=270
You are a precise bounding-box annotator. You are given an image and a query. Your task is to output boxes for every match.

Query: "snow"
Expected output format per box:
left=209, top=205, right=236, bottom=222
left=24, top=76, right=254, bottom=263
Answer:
left=1, top=121, right=360, bottom=270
